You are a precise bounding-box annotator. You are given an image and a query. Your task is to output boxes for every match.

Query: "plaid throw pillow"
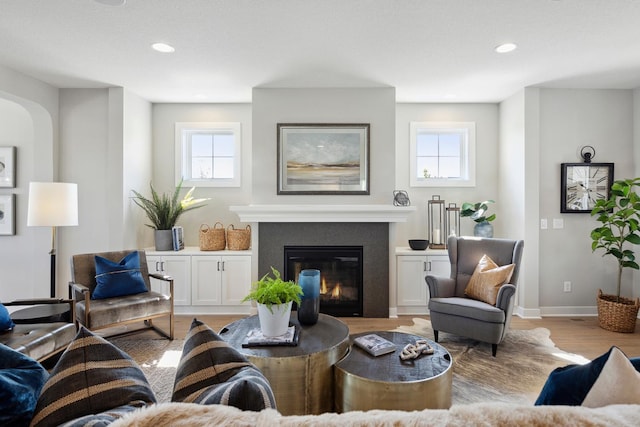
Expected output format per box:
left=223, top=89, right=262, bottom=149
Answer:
left=30, top=327, right=156, bottom=427
left=172, top=318, right=276, bottom=411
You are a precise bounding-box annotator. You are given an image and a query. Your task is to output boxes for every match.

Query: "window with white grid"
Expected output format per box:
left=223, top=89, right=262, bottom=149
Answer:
left=409, top=121, right=475, bottom=187
left=175, top=122, right=241, bottom=187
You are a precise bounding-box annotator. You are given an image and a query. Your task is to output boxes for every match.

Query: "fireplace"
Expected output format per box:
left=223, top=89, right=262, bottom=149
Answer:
left=284, top=246, right=363, bottom=317
left=231, top=204, right=416, bottom=318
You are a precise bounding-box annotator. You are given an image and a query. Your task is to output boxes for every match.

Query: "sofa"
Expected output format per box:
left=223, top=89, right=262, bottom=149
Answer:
left=4, top=317, right=640, bottom=426
left=110, top=402, right=640, bottom=426
left=0, top=299, right=76, bottom=362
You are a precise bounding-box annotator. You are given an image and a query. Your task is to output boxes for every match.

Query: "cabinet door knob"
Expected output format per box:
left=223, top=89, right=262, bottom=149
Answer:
left=221, top=261, right=225, bottom=271
left=423, top=261, right=427, bottom=272
left=427, top=261, right=432, bottom=272
left=217, top=261, right=221, bottom=271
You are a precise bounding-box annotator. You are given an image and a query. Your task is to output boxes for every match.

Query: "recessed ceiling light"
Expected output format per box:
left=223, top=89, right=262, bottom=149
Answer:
left=444, top=94, right=458, bottom=99
left=194, top=94, right=208, bottom=100
left=94, top=0, right=126, bottom=6
left=495, top=43, right=517, bottom=53
left=151, top=43, right=175, bottom=53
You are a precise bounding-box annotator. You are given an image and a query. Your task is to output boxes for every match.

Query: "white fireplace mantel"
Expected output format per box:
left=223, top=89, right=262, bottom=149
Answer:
left=229, top=204, right=416, bottom=223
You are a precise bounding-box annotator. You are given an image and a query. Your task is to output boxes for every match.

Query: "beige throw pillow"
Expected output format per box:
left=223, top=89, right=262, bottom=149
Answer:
left=582, top=346, right=640, bottom=407
left=464, top=254, right=515, bottom=305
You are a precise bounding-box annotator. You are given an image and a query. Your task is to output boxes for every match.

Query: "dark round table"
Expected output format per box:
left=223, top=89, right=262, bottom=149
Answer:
left=10, top=303, right=71, bottom=324
left=219, top=313, right=349, bottom=415
left=334, top=331, right=453, bottom=412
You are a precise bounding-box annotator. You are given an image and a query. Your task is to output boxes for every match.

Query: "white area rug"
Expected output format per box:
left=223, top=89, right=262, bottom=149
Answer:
left=392, top=317, right=590, bottom=404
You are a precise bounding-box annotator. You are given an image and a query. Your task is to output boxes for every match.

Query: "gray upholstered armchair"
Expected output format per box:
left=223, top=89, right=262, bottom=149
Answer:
left=426, top=236, right=524, bottom=356
left=69, top=249, right=174, bottom=339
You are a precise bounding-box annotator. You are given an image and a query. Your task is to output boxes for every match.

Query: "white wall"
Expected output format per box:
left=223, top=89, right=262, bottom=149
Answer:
left=499, top=88, right=540, bottom=317
left=150, top=103, right=253, bottom=248
left=124, top=90, right=153, bottom=249
left=58, top=88, right=152, bottom=294
left=537, top=89, right=634, bottom=315
left=395, top=103, right=499, bottom=245
left=252, top=88, right=396, bottom=205
left=0, top=99, right=36, bottom=301
left=0, top=65, right=58, bottom=299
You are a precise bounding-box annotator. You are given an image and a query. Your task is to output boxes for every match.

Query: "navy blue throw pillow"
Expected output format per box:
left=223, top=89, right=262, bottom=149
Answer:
left=535, top=346, right=640, bottom=406
left=92, top=251, right=148, bottom=299
left=0, top=344, right=49, bottom=426
left=0, top=302, right=15, bottom=331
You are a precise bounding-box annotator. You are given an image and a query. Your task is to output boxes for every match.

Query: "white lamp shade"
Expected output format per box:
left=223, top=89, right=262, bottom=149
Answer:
left=27, top=182, right=79, bottom=227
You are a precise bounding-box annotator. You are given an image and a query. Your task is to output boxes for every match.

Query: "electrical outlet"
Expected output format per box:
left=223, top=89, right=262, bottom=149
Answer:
left=563, top=281, right=572, bottom=292
left=540, top=218, right=548, bottom=229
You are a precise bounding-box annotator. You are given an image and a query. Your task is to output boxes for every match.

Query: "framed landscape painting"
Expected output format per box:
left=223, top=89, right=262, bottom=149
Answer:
left=277, top=123, right=370, bottom=195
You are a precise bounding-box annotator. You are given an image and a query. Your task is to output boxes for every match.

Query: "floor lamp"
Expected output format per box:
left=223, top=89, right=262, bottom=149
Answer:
left=27, top=182, right=79, bottom=298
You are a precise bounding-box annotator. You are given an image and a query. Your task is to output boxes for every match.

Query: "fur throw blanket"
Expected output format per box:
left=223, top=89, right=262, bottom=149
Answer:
left=112, top=402, right=640, bottom=426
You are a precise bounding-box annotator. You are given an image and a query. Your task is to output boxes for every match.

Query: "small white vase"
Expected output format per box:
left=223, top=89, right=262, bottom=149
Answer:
left=257, top=301, right=292, bottom=337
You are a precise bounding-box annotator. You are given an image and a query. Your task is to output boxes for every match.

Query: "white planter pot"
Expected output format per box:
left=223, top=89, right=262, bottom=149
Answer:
left=257, top=301, right=292, bottom=337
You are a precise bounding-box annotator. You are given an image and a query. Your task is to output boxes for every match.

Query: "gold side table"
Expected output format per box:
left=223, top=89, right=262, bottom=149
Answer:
left=219, top=313, right=349, bottom=415
left=334, top=331, right=453, bottom=412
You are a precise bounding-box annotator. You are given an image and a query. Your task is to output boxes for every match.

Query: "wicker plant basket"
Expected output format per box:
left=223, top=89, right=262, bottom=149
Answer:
left=227, top=224, right=251, bottom=250
left=199, top=222, right=226, bottom=251
left=596, top=289, right=640, bottom=333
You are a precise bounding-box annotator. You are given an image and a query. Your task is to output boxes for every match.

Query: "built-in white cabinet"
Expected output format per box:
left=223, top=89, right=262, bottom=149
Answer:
left=146, top=247, right=253, bottom=315
left=191, top=255, right=252, bottom=306
left=396, top=247, right=450, bottom=315
left=147, top=253, right=191, bottom=306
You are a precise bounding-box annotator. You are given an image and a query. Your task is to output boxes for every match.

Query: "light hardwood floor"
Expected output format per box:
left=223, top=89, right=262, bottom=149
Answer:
left=142, top=314, right=640, bottom=360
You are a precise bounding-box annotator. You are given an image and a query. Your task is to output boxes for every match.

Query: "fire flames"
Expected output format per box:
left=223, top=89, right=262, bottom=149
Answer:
left=320, top=277, right=344, bottom=300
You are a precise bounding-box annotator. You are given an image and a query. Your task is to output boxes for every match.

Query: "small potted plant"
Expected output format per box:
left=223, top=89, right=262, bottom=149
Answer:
left=132, top=180, right=209, bottom=250
left=242, top=266, right=302, bottom=337
left=590, top=177, right=640, bottom=333
left=461, top=200, right=496, bottom=237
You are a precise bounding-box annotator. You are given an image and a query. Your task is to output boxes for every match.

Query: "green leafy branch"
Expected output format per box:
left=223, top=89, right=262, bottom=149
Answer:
left=242, top=266, right=302, bottom=312
left=591, top=177, right=640, bottom=300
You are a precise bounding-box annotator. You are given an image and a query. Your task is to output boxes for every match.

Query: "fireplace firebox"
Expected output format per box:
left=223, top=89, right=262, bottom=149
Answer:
left=284, top=245, right=363, bottom=317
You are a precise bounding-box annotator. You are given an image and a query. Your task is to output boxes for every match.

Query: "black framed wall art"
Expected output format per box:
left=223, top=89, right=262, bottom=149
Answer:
left=560, top=162, right=614, bottom=213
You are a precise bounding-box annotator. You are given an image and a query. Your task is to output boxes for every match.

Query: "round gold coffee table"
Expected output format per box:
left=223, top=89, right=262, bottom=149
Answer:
left=334, top=331, right=453, bottom=412
left=219, top=313, right=349, bottom=416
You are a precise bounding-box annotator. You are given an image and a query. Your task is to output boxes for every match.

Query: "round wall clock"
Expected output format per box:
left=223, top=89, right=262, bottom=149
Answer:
left=560, top=162, right=614, bottom=213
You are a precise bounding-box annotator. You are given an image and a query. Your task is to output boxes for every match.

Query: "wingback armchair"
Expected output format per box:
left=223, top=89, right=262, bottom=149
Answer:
left=69, top=249, right=174, bottom=339
left=426, top=236, right=524, bottom=356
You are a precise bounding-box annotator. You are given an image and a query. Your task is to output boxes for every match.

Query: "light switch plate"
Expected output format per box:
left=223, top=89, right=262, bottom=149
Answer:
left=553, top=218, right=564, bottom=229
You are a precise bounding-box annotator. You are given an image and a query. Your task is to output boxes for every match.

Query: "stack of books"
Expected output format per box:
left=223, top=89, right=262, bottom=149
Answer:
left=172, top=226, right=184, bottom=251
left=242, top=326, right=299, bottom=347
left=353, top=333, right=396, bottom=356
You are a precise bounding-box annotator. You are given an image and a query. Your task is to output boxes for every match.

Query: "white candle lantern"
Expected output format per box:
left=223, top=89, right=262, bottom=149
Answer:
left=428, top=195, right=446, bottom=249
left=446, top=203, right=461, bottom=247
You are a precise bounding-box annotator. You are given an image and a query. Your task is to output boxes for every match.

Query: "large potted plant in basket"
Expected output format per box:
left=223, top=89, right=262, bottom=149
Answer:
left=242, top=267, right=302, bottom=337
left=590, top=177, right=640, bottom=333
left=461, top=200, right=496, bottom=237
left=132, top=180, right=209, bottom=251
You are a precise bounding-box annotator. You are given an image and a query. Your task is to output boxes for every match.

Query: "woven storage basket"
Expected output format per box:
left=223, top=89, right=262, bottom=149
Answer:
left=227, top=224, right=251, bottom=250
left=199, top=222, right=226, bottom=251
left=596, top=289, right=640, bottom=333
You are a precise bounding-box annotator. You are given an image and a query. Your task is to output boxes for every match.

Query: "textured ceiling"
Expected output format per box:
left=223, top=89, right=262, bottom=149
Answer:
left=1, top=0, right=639, bottom=103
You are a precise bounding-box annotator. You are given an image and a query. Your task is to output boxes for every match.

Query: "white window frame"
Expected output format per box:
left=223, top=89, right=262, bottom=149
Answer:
left=175, top=122, right=241, bottom=187
left=409, top=121, right=476, bottom=187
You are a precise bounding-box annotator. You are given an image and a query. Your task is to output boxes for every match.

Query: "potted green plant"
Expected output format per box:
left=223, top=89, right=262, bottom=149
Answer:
left=242, top=266, right=302, bottom=337
left=590, top=177, right=640, bottom=333
left=132, top=180, right=209, bottom=250
left=461, top=200, right=496, bottom=237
